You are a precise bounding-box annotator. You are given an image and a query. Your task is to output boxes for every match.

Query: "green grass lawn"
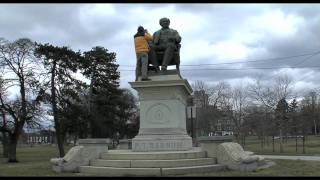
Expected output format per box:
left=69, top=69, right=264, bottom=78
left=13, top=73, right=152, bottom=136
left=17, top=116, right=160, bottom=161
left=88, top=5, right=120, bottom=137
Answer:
left=241, top=135, right=320, bottom=156
left=0, top=144, right=76, bottom=176
left=1, top=142, right=320, bottom=176
left=183, top=159, right=320, bottom=176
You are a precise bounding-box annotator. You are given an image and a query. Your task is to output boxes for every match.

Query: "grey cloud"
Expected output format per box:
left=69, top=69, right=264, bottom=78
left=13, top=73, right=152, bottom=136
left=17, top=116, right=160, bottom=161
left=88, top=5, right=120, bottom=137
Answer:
left=279, top=4, right=320, bottom=19
left=1, top=4, right=320, bottom=93
left=0, top=4, right=127, bottom=50
left=173, top=4, right=215, bottom=13
left=0, top=4, right=81, bottom=40
left=243, top=17, right=320, bottom=71
left=123, top=4, right=320, bottom=91
left=113, top=4, right=171, bottom=11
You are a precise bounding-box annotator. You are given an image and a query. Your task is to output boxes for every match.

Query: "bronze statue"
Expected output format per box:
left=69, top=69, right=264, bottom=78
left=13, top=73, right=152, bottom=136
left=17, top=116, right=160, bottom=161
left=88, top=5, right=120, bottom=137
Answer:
left=148, top=17, right=181, bottom=72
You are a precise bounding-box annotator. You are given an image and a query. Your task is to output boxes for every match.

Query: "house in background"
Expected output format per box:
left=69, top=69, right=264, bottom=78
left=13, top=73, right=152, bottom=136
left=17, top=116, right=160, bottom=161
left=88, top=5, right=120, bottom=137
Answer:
left=187, top=90, right=234, bottom=139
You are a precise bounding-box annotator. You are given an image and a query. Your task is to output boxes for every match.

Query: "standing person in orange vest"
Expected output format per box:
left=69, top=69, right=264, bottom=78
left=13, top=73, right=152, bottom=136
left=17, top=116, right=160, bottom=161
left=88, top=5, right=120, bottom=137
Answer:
left=134, top=26, right=157, bottom=81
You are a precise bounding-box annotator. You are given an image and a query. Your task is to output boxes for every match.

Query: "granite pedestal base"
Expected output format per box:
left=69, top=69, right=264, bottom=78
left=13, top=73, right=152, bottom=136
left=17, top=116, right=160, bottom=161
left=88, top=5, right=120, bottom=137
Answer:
left=129, top=70, right=193, bottom=152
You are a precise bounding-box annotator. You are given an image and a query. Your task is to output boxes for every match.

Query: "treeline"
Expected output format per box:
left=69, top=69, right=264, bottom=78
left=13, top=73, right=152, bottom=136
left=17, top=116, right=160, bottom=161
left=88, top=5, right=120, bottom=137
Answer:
left=193, top=75, right=320, bottom=153
left=0, top=38, right=139, bottom=162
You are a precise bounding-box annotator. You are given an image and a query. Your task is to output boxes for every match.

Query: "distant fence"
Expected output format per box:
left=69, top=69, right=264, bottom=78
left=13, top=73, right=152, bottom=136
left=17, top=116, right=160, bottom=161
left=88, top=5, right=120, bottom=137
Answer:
left=26, top=135, right=55, bottom=144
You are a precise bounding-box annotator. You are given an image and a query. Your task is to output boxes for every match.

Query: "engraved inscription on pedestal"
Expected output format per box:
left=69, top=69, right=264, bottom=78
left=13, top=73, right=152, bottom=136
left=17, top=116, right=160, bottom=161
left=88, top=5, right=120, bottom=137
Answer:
left=132, top=136, right=192, bottom=151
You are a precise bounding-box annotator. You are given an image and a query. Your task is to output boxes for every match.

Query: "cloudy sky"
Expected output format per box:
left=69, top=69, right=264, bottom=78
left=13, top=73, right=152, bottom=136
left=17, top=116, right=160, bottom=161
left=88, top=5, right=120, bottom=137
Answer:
left=1, top=3, right=320, bottom=97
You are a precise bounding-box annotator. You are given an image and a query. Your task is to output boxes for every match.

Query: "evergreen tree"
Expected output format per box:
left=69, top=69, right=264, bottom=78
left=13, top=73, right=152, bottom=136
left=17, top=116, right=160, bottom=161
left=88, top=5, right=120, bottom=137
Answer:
left=275, top=98, right=289, bottom=153
left=81, top=46, right=120, bottom=138
left=116, top=88, right=138, bottom=139
left=288, top=98, right=299, bottom=152
left=34, top=43, right=84, bottom=157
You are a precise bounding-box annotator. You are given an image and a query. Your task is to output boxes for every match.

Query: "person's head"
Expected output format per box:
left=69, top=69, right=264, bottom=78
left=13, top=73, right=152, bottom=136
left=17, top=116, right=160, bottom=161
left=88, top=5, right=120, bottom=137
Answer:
left=137, top=26, right=145, bottom=33
left=159, top=17, right=170, bottom=28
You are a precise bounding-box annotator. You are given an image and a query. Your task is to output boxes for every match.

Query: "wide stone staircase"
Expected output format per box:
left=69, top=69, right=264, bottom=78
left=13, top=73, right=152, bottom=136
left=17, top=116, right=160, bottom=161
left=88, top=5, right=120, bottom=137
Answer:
left=79, top=147, right=226, bottom=176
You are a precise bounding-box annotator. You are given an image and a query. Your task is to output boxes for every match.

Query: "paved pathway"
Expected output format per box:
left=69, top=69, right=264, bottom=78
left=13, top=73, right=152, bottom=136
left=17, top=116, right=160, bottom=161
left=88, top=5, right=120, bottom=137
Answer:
left=261, top=155, right=320, bottom=161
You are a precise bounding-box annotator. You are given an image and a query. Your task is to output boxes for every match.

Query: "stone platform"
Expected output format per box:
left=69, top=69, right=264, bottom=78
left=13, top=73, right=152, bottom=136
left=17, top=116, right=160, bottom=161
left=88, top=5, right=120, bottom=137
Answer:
left=129, top=70, right=193, bottom=151
left=79, top=147, right=226, bottom=176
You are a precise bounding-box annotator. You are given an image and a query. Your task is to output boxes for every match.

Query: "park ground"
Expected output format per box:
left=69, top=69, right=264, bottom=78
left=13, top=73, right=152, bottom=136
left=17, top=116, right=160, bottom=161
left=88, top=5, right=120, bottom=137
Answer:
left=0, top=136, right=320, bottom=176
left=242, top=135, right=320, bottom=156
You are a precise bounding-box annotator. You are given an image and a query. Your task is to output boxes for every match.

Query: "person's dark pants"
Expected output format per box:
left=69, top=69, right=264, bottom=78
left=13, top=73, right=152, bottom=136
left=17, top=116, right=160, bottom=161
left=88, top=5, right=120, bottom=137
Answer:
left=135, top=52, right=148, bottom=81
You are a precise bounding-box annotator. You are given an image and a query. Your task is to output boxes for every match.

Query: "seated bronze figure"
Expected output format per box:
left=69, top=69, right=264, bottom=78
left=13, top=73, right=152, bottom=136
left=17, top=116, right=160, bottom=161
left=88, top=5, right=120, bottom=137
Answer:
left=147, top=17, right=181, bottom=72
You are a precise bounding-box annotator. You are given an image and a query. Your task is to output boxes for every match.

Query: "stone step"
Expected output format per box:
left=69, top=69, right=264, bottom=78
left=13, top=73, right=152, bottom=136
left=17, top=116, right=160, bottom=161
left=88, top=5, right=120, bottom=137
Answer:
left=79, top=166, right=161, bottom=176
left=79, top=164, right=226, bottom=176
left=100, top=148, right=206, bottom=160
left=162, top=164, right=227, bottom=176
left=90, top=158, right=216, bottom=168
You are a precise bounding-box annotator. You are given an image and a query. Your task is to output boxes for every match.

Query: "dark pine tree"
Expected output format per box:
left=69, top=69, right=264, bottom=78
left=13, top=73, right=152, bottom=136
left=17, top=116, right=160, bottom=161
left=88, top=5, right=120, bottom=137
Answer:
left=81, top=46, right=121, bottom=138
left=275, top=98, right=289, bottom=153
left=34, top=43, right=84, bottom=157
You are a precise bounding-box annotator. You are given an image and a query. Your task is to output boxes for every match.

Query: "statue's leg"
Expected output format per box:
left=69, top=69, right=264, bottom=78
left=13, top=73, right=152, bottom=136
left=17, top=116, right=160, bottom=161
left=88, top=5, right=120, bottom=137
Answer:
left=176, top=54, right=180, bottom=72
left=148, top=49, right=160, bottom=72
left=162, top=44, right=175, bottom=71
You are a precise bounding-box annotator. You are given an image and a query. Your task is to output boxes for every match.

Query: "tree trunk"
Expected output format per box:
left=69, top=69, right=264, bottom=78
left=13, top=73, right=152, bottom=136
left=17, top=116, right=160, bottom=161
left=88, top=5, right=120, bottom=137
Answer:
left=51, top=61, right=65, bottom=157
left=260, top=135, right=264, bottom=150
left=1, top=132, right=8, bottom=158
left=235, top=130, right=240, bottom=144
left=73, top=134, right=77, bottom=146
left=7, top=136, right=18, bottom=162
left=285, top=133, right=288, bottom=143
left=302, top=134, right=306, bottom=154
left=54, top=123, right=64, bottom=157
left=295, top=135, right=298, bottom=153
left=87, top=73, right=95, bottom=139
left=279, top=128, right=283, bottom=153
left=1, top=109, right=9, bottom=157
left=272, top=135, right=275, bottom=152
left=314, top=119, right=317, bottom=135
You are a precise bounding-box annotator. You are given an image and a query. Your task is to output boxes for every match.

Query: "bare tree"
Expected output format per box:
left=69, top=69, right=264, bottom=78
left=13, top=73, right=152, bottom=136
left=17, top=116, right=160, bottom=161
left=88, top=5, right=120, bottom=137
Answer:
left=249, top=74, right=292, bottom=109
left=209, top=81, right=231, bottom=109
left=0, top=38, right=44, bottom=162
left=191, top=80, right=232, bottom=137
left=0, top=76, right=9, bottom=157
left=249, top=74, right=294, bottom=153
left=274, top=75, right=292, bottom=102
left=192, top=80, right=210, bottom=108
left=228, top=84, right=249, bottom=145
left=192, top=80, right=231, bottom=109
left=299, top=95, right=315, bottom=154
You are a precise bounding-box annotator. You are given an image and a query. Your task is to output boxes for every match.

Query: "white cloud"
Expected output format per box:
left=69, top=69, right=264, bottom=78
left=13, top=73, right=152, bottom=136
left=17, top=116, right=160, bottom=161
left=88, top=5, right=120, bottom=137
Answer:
left=182, top=39, right=251, bottom=66
left=211, top=40, right=251, bottom=61
left=245, top=9, right=304, bottom=38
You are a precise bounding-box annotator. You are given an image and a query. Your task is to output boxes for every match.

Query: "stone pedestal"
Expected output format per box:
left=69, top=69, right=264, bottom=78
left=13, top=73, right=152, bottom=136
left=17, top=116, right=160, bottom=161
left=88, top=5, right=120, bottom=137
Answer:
left=198, top=136, right=233, bottom=158
left=116, top=139, right=132, bottom=149
left=129, top=70, right=193, bottom=151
